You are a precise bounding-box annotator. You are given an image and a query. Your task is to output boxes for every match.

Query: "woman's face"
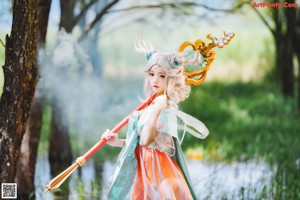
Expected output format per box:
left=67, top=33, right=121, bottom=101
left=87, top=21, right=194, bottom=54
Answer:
left=147, top=65, right=167, bottom=94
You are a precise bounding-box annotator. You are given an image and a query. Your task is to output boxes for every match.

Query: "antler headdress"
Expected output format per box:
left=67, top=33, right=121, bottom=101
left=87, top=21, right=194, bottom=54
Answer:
left=135, top=31, right=235, bottom=86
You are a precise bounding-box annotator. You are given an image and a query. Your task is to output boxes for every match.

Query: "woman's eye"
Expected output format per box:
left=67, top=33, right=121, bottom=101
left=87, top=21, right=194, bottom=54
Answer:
left=160, top=75, right=166, bottom=78
left=149, top=73, right=154, bottom=76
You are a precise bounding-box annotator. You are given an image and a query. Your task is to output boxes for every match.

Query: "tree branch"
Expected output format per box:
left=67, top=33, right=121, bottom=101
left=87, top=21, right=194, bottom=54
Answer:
left=81, top=0, right=120, bottom=38
left=250, top=6, right=276, bottom=38
left=0, top=38, right=5, bottom=47
left=73, top=0, right=98, bottom=26
left=81, top=0, right=251, bottom=39
left=107, top=1, right=250, bottom=14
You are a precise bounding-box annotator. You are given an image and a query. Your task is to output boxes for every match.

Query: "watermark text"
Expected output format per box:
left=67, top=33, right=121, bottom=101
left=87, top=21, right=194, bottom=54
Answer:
left=252, top=1, right=298, bottom=8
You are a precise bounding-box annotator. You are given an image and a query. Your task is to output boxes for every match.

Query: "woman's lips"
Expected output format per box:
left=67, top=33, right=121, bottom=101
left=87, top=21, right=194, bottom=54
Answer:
left=153, top=85, right=159, bottom=88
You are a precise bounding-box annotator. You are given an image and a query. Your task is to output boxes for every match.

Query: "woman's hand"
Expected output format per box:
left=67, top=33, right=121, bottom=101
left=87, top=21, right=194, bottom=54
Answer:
left=101, top=129, right=125, bottom=147
left=154, top=95, right=167, bottom=110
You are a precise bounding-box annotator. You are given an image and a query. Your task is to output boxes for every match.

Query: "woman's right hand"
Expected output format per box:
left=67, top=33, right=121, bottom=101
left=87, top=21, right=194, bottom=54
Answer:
left=101, top=129, right=125, bottom=147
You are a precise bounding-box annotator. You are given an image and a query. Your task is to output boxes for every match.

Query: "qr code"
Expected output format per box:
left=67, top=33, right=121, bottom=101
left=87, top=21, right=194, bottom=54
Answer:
left=1, top=183, right=17, bottom=199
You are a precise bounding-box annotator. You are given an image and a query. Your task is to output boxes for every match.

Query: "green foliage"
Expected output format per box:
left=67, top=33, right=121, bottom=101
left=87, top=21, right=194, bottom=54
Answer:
left=180, top=81, right=300, bottom=198
left=38, top=102, right=52, bottom=153
left=75, top=179, right=85, bottom=200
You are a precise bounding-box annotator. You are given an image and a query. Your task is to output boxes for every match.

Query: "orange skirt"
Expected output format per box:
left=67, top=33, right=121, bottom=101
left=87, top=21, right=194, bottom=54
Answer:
left=131, top=145, right=193, bottom=200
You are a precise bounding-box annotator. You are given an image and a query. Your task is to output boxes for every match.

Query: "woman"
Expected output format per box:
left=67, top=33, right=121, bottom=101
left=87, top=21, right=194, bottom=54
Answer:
left=102, top=33, right=209, bottom=200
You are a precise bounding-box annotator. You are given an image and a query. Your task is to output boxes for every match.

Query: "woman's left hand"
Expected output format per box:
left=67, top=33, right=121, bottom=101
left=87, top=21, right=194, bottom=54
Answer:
left=101, top=129, right=121, bottom=147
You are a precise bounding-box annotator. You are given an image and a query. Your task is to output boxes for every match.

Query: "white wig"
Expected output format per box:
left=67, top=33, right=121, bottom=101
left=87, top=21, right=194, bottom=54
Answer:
left=134, top=31, right=202, bottom=103
left=143, top=52, right=191, bottom=103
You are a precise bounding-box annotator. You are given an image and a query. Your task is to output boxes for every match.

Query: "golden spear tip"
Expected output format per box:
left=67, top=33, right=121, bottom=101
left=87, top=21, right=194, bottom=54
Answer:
left=43, top=156, right=86, bottom=194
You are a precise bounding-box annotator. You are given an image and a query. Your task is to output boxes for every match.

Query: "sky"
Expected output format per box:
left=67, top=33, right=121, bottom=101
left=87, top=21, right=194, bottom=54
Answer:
left=0, top=0, right=60, bottom=30
left=0, top=0, right=259, bottom=32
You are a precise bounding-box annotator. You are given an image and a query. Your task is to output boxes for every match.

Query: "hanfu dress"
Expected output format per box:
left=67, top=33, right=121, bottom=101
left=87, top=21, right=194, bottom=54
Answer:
left=107, top=101, right=209, bottom=200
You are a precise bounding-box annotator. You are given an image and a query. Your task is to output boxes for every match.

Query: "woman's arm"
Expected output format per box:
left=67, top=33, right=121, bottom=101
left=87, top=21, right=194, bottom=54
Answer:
left=139, top=95, right=167, bottom=147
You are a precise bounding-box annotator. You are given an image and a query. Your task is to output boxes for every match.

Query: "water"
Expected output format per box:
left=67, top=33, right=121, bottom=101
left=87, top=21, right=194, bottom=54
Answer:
left=187, top=159, right=275, bottom=199
left=35, top=154, right=276, bottom=200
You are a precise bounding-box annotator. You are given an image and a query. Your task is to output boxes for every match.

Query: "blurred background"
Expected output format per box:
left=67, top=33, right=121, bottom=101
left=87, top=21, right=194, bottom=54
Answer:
left=0, top=0, right=299, bottom=199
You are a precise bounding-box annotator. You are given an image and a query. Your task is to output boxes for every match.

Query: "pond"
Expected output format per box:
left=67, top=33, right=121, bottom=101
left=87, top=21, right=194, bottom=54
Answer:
left=35, top=154, right=276, bottom=200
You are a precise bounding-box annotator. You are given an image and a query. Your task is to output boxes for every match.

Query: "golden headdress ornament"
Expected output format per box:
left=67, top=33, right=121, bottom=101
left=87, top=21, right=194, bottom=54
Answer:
left=178, top=31, right=235, bottom=86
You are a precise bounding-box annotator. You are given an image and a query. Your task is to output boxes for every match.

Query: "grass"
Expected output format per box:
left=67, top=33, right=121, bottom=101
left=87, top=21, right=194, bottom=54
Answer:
left=37, top=79, right=300, bottom=199
left=180, top=81, right=300, bottom=199
left=180, top=81, right=299, bottom=161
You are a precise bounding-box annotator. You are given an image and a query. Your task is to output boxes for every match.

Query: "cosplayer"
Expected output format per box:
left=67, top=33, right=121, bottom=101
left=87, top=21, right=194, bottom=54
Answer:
left=43, top=31, right=234, bottom=198
left=101, top=32, right=214, bottom=200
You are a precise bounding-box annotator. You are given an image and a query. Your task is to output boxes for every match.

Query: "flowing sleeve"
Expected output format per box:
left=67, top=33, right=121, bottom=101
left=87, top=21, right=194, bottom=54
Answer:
left=151, top=107, right=178, bottom=157
left=155, top=100, right=209, bottom=148
left=174, top=109, right=209, bottom=140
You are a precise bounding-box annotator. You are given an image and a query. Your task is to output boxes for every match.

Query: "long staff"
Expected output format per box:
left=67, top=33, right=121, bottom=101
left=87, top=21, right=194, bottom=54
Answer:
left=44, top=31, right=234, bottom=193
left=43, top=93, right=157, bottom=193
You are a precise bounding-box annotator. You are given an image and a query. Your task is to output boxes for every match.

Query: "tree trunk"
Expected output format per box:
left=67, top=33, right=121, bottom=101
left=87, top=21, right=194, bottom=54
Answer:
left=297, top=54, right=300, bottom=111
left=38, top=0, right=52, bottom=47
left=0, top=0, right=40, bottom=185
left=282, top=0, right=296, bottom=97
left=15, top=1, right=52, bottom=198
left=59, top=0, right=76, bottom=32
left=49, top=101, right=73, bottom=165
left=272, top=5, right=283, bottom=80
left=272, top=1, right=295, bottom=97
left=15, top=93, right=43, bottom=199
left=49, top=100, right=72, bottom=198
left=295, top=8, right=300, bottom=112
